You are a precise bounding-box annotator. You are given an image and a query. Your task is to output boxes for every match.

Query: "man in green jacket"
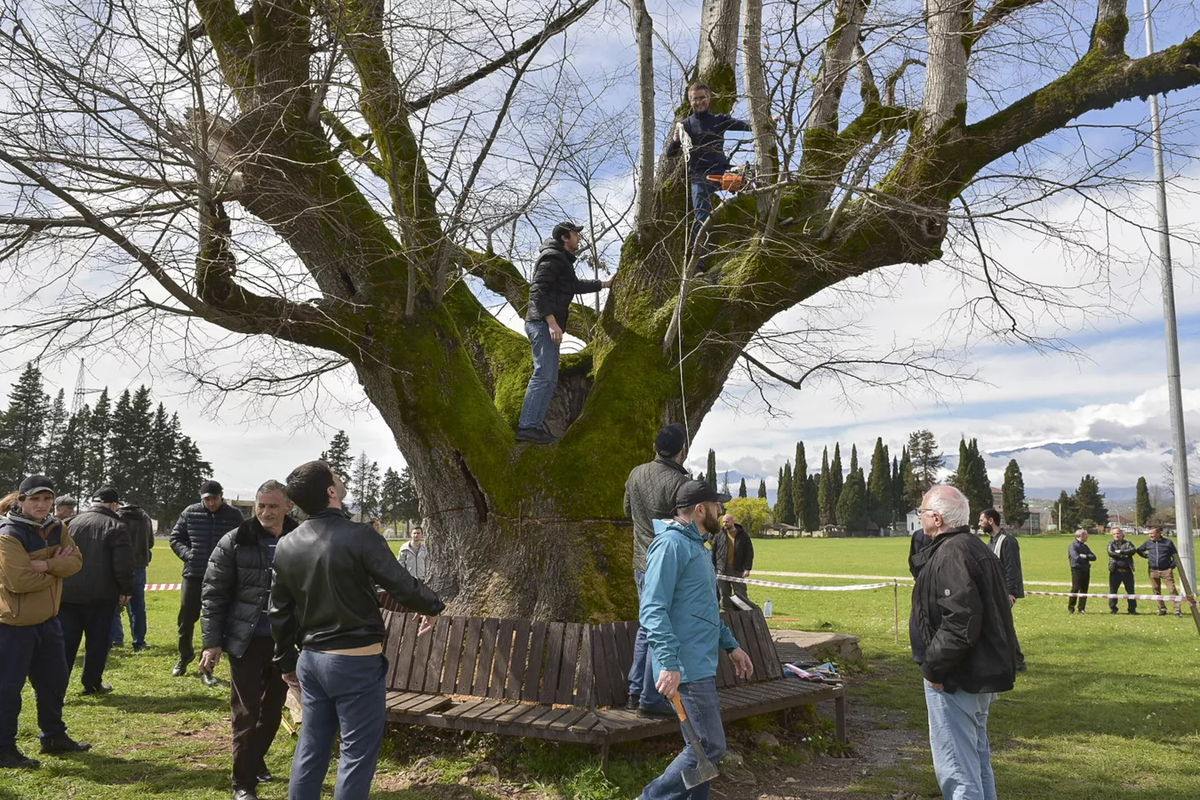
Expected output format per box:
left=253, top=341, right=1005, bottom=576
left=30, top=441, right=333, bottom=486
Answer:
left=639, top=481, right=753, bottom=800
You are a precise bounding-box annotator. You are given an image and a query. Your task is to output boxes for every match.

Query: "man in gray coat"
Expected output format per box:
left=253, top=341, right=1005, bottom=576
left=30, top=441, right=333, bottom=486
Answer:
left=622, top=423, right=690, bottom=717
left=981, top=508, right=1025, bottom=672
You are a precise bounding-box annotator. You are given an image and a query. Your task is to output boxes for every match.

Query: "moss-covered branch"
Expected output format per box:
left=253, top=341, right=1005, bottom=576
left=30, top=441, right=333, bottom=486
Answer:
left=187, top=0, right=255, bottom=109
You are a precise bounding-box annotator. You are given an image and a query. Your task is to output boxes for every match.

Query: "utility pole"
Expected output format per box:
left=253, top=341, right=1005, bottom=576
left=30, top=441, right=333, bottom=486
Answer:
left=1143, top=0, right=1195, bottom=586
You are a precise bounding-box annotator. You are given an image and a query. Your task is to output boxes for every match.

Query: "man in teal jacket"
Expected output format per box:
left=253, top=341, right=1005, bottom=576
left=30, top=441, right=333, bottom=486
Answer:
left=639, top=481, right=754, bottom=800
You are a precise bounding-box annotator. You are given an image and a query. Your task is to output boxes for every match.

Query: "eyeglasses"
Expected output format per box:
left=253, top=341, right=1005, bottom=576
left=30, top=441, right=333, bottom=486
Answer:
left=918, top=508, right=939, bottom=517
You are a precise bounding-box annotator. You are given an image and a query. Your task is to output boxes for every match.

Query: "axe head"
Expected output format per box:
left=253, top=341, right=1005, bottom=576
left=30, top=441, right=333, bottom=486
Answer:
left=681, top=752, right=720, bottom=789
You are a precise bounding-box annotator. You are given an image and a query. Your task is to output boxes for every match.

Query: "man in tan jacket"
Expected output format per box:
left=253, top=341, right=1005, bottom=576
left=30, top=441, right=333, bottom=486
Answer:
left=0, top=475, right=90, bottom=769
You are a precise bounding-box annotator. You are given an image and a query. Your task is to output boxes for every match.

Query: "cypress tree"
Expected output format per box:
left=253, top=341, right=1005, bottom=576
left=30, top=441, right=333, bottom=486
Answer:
left=705, top=449, right=717, bottom=488
left=1053, top=490, right=1078, bottom=532
left=779, top=461, right=795, bottom=525
left=970, top=439, right=993, bottom=521
left=890, top=455, right=900, bottom=524
left=1001, top=459, right=1029, bottom=529
left=792, top=442, right=808, bottom=530
left=738, top=477, right=748, bottom=498
left=830, top=443, right=844, bottom=506
left=848, top=444, right=859, bottom=476
left=757, top=479, right=767, bottom=499
left=804, top=474, right=821, bottom=530
left=867, top=437, right=892, bottom=527
left=818, top=447, right=835, bottom=526
left=1135, top=476, right=1154, bottom=527
left=836, top=467, right=869, bottom=529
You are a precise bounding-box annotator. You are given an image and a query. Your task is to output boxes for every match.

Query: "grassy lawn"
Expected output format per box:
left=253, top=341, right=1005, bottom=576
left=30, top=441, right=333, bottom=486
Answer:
left=4, top=533, right=1198, bottom=798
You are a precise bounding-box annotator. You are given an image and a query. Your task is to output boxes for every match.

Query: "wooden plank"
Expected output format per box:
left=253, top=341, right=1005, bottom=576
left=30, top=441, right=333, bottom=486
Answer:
left=472, top=618, right=500, bottom=697
left=454, top=699, right=508, bottom=722
left=591, top=626, right=613, bottom=708
left=507, top=702, right=555, bottom=726
left=548, top=708, right=590, bottom=731
left=493, top=701, right=538, bottom=724
left=753, top=613, right=786, bottom=679
left=715, top=646, right=737, bottom=689
left=734, top=612, right=768, bottom=685
left=383, top=613, right=407, bottom=687
left=440, top=698, right=492, bottom=719
left=478, top=699, right=519, bottom=723
left=521, top=622, right=548, bottom=702
left=408, top=613, right=435, bottom=691
left=386, top=691, right=428, bottom=710
left=438, top=617, right=468, bottom=693
left=740, top=612, right=773, bottom=682
left=528, top=707, right=573, bottom=729
left=558, top=623, right=583, bottom=705
left=422, top=616, right=452, bottom=693
left=506, top=619, right=531, bottom=701
left=538, top=622, right=566, bottom=704
left=392, top=614, right=422, bottom=691
left=613, top=621, right=636, bottom=686
left=603, top=624, right=628, bottom=705
left=573, top=623, right=594, bottom=708
left=488, top=619, right=515, bottom=699
left=455, top=617, right=484, bottom=695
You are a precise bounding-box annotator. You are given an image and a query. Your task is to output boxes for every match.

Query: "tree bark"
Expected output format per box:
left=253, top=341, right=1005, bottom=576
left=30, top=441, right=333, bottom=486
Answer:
left=920, top=0, right=971, bottom=137
left=630, top=0, right=657, bottom=232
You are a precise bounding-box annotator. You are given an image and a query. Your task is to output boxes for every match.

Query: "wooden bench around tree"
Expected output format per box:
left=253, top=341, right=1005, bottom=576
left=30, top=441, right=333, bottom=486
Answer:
left=378, top=607, right=846, bottom=770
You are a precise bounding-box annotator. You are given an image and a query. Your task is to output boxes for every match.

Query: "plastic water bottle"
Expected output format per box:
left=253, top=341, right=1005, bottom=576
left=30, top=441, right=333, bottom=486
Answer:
left=763, top=599, right=773, bottom=618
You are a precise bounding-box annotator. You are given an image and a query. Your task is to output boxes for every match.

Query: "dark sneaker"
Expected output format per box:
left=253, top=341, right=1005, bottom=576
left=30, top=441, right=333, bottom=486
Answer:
left=1129, top=610, right=1139, bottom=615
left=200, top=670, right=219, bottom=687
left=1016, top=662, right=1027, bottom=673
left=171, top=659, right=191, bottom=677
left=257, top=768, right=273, bottom=783
left=39, top=734, right=91, bottom=754
left=515, top=426, right=555, bottom=444
left=1158, top=609, right=1168, bottom=616
left=233, top=790, right=259, bottom=800
left=1177, top=611, right=1184, bottom=617
left=1068, top=609, right=1074, bottom=615
left=1110, top=609, right=1118, bottom=615
left=625, top=694, right=640, bottom=711
left=637, top=701, right=677, bottom=719
left=0, top=747, right=39, bottom=769
left=82, top=684, right=114, bottom=696
left=1079, top=610, right=1087, bottom=615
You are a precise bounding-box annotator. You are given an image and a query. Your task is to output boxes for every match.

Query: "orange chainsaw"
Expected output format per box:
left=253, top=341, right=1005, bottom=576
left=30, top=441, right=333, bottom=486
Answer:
left=705, top=163, right=754, bottom=192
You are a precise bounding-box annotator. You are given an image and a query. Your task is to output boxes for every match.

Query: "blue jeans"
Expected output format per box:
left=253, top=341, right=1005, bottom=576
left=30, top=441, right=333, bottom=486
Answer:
left=690, top=181, right=717, bottom=252
left=111, top=567, right=148, bottom=648
left=640, top=677, right=725, bottom=800
left=517, top=319, right=560, bottom=430
left=290, top=651, right=388, bottom=800
left=629, top=570, right=665, bottom=709
left=923, top=681, right=997, bottom=800
left=0, top=619, right=69, bottom=749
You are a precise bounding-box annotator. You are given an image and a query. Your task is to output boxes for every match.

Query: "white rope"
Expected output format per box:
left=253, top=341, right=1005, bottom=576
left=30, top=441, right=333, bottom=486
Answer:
left=676, top=121, right=693, bottom=445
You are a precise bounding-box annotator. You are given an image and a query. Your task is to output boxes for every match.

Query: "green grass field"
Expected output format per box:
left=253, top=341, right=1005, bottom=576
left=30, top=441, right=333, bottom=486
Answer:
left=3, top=533, right=1198, bottom=799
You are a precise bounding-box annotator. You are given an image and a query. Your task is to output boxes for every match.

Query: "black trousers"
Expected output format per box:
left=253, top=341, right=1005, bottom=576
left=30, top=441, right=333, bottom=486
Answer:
left=229, top=636, right=288, bottom=791
left=1109, top=571, right=1137, bottom=612
left=1068, top=570, right=1090, bottom=611
left=177, top=577, right=203, bottom=663
left=58, top=602, right=118, bottom=690
left=717, top=571, right=759, bottom=612
left=0, top=619, right=69, bottom=749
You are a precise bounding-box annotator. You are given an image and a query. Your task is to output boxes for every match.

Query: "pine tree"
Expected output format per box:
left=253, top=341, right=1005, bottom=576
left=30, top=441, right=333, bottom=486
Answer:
left=804, top=474, right=820, bottom=531
left=907, top=429, right=944, bottom=495
left=867, top=437, right=892, bottom=527
left=42, top=389, right=68, bottom=480
left=396, top=466, right=420, bottom=521
left=83, top=388, right=111, bottom=494
left=899, top=445, right=922, bottom=511
left=1136, top=476, right=1154, bottom=527
left=1073, top=474, right=1108, bottom=528
left=950, top=437, right=991, bottom=523
left=320, top=430, right=353, bottom=489
left=757, top=479, right=767, bottom=499
left=166, top=434, right=212, bottom=524
left=147, top=404, right=175, bottom=520
left=361, top=460, right=382, bottom=520
left=738, top=477, right=748, bottom=498
left=129, top=387, right=156, bottom=505
left=830, top=444, right=844, bottom=506
left=721, top=470, right=730, bottom=496
left=108, top=389, right=139, bottom=497
left=778, top=461, right=795, bottom=525
left=0, top=362, right=49, bottom=486
left=1052, top=490, right=1078, bottom=532
left=1002, top=459, right=1029, bottom=529
left=836, top=468, right=869, bottom=529
left=350, top=451, right=377, bottom=520
left=793, top=442, right=809, bottom=532
left=705, top=449, right=717, bottom=488
left=58, top=405, right=92, bottom=496
left=379, top=467, right=403, bottom=528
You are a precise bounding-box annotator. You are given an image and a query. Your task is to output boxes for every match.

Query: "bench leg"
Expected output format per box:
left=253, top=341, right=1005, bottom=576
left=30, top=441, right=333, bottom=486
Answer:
left=834, top=694, right=847, bottom=743
left=601, top=742, right=611, bottom=776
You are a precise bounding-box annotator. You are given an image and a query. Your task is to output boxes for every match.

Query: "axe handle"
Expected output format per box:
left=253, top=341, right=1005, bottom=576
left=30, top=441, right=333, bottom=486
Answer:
left=670, top=692, right=688, bottom=723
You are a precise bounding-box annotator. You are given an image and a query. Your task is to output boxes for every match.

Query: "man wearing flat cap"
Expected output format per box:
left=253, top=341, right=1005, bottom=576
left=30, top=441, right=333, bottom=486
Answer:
left=624, top=422, right=691, bottom=717
left=515, top=221, right=612, bottom=444
left=54, top=496, right=77, bottom=523
left=170, top=479, right=244, bottom=684
left=58, top=486, right=133, bottom=695
left=639, top=480, right=754, bottom=799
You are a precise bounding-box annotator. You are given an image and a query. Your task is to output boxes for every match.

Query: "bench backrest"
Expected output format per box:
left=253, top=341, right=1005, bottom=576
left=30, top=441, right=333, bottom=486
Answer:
left=381, top=608, right=783, bottom=709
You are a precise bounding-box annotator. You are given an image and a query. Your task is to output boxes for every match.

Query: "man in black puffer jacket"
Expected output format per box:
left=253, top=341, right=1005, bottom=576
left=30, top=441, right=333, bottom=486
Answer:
left=59, top=487, right=133, bottom=695
left=515, top=222, right=611, bottom=444
left=910, top=486, right=1017, bottom=800
left=201, top=480, right=297, bottom=800
left=170, top=480, right=245, bottom=683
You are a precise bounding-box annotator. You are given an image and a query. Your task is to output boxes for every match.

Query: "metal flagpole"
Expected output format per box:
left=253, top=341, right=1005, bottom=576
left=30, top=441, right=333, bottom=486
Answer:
left=1143, top=0, right=1195, bottom=588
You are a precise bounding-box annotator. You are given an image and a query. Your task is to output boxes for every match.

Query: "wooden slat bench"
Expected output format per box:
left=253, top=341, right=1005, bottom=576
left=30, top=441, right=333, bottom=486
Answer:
left=378, top=607, right=846, bottom=770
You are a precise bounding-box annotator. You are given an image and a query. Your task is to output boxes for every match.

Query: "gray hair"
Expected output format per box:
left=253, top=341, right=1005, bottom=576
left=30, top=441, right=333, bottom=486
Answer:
left=256, top=480, right=287, bottom=496
left=924, top=486, right=969, bottom=528
left=1075, top=528, right=1089, bottom=539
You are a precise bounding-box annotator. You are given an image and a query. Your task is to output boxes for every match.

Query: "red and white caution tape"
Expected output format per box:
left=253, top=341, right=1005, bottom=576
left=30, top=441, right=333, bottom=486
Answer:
left=717, top=574, right=893, bottom=592
left=1025, top=589, right=1197, bottom=605
left=145, top=583, right=182, bottom=591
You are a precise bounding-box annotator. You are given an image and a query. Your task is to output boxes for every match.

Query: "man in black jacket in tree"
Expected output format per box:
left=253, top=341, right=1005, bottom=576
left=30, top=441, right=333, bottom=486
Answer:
left=170, top=479, right=245, bottom=684
left=712, top=514, right=757, bottom=612
left=58, top=487, right=133, bottom=695
left=910, top=486, right=1017, bottom=800
left=515, top=222, right=612, bottom=444
left=271, top=461, right=444, bottom=800
left=1067, top=529, right=1097, bottom=614
left=110, top=502, right=154, bottom=651
left=201, top=480, right=297, bottom=800
left=1107, top=527, right=1139, bottom=615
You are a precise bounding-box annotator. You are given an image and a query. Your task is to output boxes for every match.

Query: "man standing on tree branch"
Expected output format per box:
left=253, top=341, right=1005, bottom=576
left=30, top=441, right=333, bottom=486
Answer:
left=516, top=222, right=611, bottom=445
left=639, top=480, right=754, bottom=800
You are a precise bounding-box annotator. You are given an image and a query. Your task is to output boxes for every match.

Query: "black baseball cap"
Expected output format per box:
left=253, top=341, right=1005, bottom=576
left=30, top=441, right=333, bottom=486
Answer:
left=654, top=423, right=689, bottom=457
left=18, top=474, right=56, bottom=498
left=200, top=480, right=223, bottom=498
left=92, top=487, right=120, bottom=504
left=674, top=480, right=731, bottom=510
left=552, top=221, right=583, bottom=241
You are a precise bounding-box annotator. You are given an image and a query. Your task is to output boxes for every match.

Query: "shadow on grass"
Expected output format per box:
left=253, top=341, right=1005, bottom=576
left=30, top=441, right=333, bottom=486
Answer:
left=91, top=691, right=222, bottom=714
left=38, top=749, right=229, bottom=793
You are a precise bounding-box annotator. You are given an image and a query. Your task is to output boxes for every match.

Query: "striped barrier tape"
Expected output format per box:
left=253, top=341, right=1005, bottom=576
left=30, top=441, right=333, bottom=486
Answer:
left=1025, top=589, right=1197, bottom=605
left=146, top=583, right=182, bottom=591
left=717, top=575, right=893, bottom=592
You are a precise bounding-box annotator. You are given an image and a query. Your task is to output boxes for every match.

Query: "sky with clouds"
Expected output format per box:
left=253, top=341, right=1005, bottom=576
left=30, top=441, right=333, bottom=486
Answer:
left=1, top=0, right=1199, bottom=505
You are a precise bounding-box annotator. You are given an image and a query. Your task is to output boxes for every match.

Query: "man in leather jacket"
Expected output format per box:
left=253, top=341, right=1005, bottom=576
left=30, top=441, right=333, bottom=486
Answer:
left=910, top=486, right=1017, bottom=800
left=201, top=480, right=298, bottom=800
left=270, top=461, right=444, bottom=800
left=1107, top=527, right=1139, bottom=615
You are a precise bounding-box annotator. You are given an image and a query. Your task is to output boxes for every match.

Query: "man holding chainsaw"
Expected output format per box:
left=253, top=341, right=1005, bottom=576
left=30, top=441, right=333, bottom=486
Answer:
left=639, top=480, right=754, bottom=800
left=665, top=83, right=752, bottom=257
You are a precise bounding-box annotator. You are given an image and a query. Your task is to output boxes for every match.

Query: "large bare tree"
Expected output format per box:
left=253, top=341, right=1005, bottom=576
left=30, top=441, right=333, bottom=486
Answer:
left=1, top=0, right=1199, bottom=620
